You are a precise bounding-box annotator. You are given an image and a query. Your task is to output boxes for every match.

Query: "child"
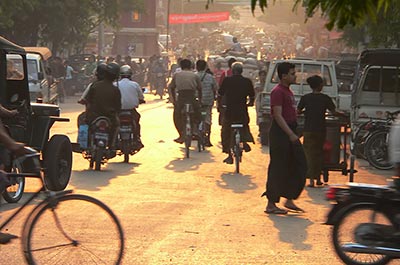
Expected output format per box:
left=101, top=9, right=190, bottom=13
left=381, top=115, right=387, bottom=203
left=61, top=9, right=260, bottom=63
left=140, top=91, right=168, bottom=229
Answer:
left=297, top=75, right=344, bottom=187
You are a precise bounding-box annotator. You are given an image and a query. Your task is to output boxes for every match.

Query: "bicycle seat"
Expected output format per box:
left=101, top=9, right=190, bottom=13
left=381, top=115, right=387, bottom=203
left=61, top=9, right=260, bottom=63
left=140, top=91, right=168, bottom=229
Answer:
left=231, top=124, right=243, bottom=128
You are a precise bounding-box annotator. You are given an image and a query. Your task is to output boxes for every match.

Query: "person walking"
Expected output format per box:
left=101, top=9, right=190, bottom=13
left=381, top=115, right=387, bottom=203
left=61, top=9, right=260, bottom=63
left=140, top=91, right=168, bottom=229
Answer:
left=196, top=60, right=217, bottom=147
left=297, top=75, right=345, bottom=187
left=262, top=62, right=307, bottom=215
left=218, top=62, right=255, bottom=164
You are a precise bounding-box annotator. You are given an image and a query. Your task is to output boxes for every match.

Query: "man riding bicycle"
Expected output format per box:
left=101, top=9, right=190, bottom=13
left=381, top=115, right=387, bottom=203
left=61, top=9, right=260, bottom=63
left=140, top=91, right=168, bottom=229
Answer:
left=218, top=62, right=255, bottom=164
left=168, top=59, right=202, bottom=144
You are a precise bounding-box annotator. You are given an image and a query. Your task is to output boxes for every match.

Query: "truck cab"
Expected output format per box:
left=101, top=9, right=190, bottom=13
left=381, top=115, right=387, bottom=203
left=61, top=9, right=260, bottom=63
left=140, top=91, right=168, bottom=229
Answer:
left=257, top=58, right=338, bottom=144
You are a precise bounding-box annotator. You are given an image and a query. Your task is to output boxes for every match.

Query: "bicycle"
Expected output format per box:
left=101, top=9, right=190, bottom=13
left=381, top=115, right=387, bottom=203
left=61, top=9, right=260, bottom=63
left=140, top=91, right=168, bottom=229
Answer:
left=231, top=123, right=243, bottom=173
left=0, top=149, right=125, bottom=264
left=182, top=103, right=198, bottom=158
left=197, top=110, right=207, bottom=152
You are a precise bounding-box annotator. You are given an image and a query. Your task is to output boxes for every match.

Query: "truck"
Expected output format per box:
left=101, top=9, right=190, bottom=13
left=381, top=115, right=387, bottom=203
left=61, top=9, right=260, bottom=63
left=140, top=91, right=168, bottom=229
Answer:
left=257, top=58, right=339, bottom=145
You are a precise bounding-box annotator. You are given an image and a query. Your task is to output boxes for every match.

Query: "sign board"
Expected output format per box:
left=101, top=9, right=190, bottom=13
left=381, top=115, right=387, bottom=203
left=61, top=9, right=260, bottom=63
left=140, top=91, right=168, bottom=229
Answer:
left=169, top=12, right=230, bottom=24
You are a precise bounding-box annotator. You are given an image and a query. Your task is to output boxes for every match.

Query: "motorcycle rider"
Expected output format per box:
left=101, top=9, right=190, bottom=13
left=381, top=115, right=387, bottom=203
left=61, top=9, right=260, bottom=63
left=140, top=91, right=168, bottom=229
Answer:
left=86, top=62, right=121, bottom=153
left=115, top=64, right=145, bottom=149
left=151, top=58, right=167, bottom=98
left=168, top=58, right=202, bottom=144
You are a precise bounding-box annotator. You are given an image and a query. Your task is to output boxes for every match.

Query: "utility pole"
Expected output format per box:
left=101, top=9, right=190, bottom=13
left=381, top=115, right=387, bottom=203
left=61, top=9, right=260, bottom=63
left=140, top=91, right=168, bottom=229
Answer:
left=166, top=0, right=171, bottom=53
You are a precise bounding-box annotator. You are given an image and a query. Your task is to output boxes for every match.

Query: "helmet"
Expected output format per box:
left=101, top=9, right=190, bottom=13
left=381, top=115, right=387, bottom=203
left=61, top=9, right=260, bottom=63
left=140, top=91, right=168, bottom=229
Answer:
left=95, top=63, right=107, bottom=80
left=120, top=64, right=133, bottom=77
left=105, top=62, right=120, bottom=80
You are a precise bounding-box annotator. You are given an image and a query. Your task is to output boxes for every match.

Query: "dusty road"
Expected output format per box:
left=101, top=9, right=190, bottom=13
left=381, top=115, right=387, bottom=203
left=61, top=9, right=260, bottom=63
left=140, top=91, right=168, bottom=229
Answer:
left=0, top=94, right=395, bottom=264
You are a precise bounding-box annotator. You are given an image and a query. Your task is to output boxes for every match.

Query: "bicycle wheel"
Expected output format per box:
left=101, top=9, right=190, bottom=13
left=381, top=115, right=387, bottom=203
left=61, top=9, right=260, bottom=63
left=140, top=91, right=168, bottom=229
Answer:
left=364, top=130, right=393, bottom=170
left=184, top=116, right=191, bottom=158
left=2, top=158, right=25, bottom=203
left=23, top=194, right=124, bottom=265
left=233, top=131, right=241, bottom=173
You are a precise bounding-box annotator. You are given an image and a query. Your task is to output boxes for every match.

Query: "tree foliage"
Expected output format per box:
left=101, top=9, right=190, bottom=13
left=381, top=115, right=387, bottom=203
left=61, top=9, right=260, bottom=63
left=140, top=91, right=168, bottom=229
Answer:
left=206, top=0, right=392, bottom=30
left=342, top=1, right=400, bottom=48
left=0, top=0, right=144, bottom=53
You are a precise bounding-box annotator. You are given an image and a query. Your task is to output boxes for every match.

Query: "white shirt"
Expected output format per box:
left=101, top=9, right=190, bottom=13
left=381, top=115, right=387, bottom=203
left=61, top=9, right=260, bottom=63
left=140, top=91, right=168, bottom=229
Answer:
left=65, top=65, right=74, bottom=80
left=114, top=78, right=144, bottom=109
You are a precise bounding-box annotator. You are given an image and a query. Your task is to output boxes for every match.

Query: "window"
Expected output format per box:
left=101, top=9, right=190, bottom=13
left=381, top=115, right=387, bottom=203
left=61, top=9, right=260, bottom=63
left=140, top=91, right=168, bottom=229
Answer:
left=270, top=63, right=332, bottom=86
left=27, top=59, right=39, bottom=81
left=362, top=67, right=400, bottom=93
left=6, top=54, right=24, bottom=80
left=132, top=10, right=141, bottom=22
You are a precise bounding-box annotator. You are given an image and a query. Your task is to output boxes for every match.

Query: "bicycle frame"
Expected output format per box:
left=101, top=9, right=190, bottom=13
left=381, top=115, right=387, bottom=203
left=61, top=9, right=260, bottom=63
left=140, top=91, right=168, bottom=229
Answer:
left=231, top=124, right=243, bottom=173
left=0, top=173, right=71, bottom=233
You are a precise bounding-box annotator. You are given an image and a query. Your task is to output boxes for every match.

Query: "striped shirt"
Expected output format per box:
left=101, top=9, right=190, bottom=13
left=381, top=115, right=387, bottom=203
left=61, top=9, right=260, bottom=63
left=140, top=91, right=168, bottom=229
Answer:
left=197, top=71, right=217, bottom=106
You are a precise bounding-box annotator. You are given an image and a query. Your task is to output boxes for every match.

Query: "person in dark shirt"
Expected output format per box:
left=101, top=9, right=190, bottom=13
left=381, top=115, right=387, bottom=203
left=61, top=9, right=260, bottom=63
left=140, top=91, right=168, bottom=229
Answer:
left=297, top=75, right=344, bottom=187
left=218, top=62, right=255, bottom=164
left=86, top=62, right=122, bottom=149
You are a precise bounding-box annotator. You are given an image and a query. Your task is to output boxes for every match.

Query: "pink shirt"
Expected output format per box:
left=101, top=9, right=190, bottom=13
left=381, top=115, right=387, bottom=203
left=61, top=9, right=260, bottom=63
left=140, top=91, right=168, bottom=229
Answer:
left=270, top=83, right=297, bottom=124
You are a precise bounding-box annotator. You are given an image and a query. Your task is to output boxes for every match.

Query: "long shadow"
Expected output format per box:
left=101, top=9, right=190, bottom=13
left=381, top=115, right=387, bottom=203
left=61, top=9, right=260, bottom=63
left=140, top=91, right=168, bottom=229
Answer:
left=165, top=148, right=215, bottom=172
left=70, top=161, right=140, bottom=191
left=267, top=214, right=313, bottom=250
left=216, top=172, right=258, bottom=194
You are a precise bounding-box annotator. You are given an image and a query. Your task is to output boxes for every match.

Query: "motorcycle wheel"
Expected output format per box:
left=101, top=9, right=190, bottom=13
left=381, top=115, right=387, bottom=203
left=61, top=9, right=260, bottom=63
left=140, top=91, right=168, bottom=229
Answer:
left=94, top=150, right=103, bottom=171
left=124, top=153, right=129, bottom=163
left=364, top=131, right=393, bottom=170
left=332, top=205, right=393, bottom=265
left=2, top=160, right=25, bottom=203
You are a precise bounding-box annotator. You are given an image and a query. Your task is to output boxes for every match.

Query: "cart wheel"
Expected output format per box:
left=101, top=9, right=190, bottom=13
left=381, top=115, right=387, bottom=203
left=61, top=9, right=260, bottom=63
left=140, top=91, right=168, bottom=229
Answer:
left=349, top=155, right=355, bottom=182
left=323, top=170, right=329, bottom=183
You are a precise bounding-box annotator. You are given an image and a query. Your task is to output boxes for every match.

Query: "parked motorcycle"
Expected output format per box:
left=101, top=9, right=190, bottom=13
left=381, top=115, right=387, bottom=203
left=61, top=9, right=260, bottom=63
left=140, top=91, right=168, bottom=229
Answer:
left=117, top=110, right=144, bottom=163
left=77, top=116, right=115, bottom=171
left=325, top=181, right=400, bottom=265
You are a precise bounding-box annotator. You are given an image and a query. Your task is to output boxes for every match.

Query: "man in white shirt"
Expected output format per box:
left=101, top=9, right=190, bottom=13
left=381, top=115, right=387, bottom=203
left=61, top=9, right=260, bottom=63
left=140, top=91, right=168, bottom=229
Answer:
left=115, top=65, right=145, bottom=148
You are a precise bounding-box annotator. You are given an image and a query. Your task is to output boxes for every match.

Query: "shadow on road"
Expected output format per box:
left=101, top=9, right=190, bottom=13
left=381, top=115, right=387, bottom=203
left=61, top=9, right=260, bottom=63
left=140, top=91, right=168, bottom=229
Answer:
left=165, top=150, right=216, bottom=172
left=216, top=172, right=258, bottom=193
left=268, top=214, right=313, bottom=250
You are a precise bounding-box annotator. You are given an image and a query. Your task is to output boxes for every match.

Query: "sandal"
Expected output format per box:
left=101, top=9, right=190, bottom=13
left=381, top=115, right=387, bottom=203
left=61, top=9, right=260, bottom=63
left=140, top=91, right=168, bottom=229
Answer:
left=264, top=207, right=288, bottom=215
left=284, top=203, right=305, bottom=213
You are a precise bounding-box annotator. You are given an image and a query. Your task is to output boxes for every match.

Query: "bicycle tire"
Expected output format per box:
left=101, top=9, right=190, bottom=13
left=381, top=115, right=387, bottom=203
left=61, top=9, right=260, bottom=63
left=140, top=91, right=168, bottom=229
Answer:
left=234, top=131, right=241, bottom=173
left=365, top=130, right=393, bottom=170
left=23, top=194, right=124, bottom=265
left=2, top=159, right=25, bottom=203
left=185, top=115, right=191, bottom=158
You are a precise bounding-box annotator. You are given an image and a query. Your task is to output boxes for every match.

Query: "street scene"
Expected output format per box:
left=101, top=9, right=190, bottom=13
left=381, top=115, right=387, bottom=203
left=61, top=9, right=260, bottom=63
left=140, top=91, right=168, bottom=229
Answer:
left=1, top=0, right=400, bottom=264
left=0, top=94, right=394, bottom=264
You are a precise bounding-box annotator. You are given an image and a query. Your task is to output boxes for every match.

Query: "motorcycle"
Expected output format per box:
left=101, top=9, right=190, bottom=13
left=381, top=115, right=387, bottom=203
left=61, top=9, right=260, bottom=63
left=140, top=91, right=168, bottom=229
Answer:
left=154, top=72, right=166, bottom=99
left=117, top=110, right=144, bottom=163
left=77, top=116, right=115, bottom=171
left=325, top=180, right=400, bottom=265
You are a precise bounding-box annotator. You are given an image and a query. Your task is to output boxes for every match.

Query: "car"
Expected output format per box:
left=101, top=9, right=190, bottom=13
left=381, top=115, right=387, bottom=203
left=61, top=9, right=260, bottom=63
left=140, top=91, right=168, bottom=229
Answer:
left=24, top=47, right=58, bottom=104
left=257, top=58, right=339, bottom=144
left=0, top=36, right=72, bottom=191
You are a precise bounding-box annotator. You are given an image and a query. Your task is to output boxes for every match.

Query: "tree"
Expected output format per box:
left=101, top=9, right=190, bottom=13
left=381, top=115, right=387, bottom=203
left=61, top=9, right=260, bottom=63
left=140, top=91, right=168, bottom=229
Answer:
left=342, top=1, right=400, bottom=48
left=0, top=0, right=144, bottom=54
left=206, top=0, right=392, bottom=30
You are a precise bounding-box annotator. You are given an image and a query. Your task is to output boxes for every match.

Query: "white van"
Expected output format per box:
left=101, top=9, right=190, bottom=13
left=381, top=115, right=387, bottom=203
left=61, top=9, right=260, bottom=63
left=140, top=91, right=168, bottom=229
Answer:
left=257, top=58, right=339, bottom=143
left=351, top=49, right=400, bottom=126
left=24, top=47, right=58, bottom=104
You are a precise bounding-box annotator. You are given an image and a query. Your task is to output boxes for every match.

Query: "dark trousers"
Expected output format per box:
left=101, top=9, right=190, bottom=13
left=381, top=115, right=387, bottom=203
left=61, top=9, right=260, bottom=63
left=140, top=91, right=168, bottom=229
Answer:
left=221, top=121, right=251, bottom=153
left=265, top=121, right=306, bottom=203
left=173, top=91, right=201, bottom=138
left=303, top=131, right=325, bottom=182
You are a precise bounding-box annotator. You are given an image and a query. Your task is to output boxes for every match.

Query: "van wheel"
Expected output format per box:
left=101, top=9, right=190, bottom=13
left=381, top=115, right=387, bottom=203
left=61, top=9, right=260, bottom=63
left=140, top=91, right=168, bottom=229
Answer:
left=44, top=135, right=72, bottom=191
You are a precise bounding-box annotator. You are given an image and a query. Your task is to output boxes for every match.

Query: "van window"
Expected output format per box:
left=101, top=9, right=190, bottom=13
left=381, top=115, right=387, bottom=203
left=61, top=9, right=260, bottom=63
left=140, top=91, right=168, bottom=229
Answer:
left=362, top=67, right=400, bottom=93
left=271, top=63, right=332, bottom=86
left=27, top=59, right=39, bottom=81
left=6, top=54, right=24, bottom=80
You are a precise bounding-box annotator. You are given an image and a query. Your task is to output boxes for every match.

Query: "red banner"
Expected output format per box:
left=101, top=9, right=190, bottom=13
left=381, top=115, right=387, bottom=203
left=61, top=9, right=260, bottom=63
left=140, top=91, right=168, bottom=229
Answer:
left=169, top=12, right=230, bottom=24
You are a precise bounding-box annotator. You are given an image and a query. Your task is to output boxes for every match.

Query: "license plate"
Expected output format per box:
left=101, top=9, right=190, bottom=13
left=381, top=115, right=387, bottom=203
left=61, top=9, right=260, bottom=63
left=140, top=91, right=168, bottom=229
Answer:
left=119, top=127, right=132, bottom=133
left=94, top=132, right=108, bottom=140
